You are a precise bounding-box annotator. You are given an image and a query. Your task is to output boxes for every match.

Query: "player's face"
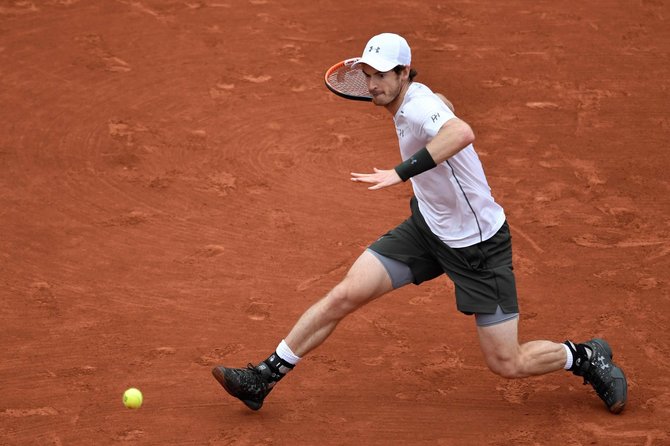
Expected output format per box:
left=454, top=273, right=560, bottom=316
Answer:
left=361, top=64, right=409, bottom=108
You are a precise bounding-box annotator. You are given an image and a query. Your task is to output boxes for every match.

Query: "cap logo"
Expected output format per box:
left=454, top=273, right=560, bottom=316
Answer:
left=368, top=46, right=381, bottom=53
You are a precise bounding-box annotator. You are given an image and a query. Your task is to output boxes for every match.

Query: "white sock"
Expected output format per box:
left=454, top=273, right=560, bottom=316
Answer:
left=563, top=343, right=573, bottom=370
left=276, top=339, right=301, bottom=366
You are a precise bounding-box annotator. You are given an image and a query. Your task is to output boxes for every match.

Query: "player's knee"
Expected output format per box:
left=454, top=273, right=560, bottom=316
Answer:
left=323, top=282, right=362, bottom=318
left=485, top=353, right=522, bottom=379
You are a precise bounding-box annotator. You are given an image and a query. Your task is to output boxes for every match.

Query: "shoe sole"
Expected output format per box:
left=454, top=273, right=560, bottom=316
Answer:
left=607, top=365, right=627, bottom=414
left=211, top=366, right=263, bottom=411
left=589, top=339, right=627, bottom=414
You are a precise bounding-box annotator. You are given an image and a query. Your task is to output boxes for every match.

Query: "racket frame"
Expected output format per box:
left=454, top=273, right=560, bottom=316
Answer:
left=324, top=57, right=372, bottom=102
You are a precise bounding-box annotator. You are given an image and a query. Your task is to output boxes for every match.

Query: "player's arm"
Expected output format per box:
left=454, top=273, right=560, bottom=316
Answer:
left=394, top=92, right=467, bottom=176
left=393, top=117, right=473, bottom=181
left=424, top=117, right=473, bottom=163
left=351, top=94, right=469, bottom=190
left=351, top=118, right=474, bottom=189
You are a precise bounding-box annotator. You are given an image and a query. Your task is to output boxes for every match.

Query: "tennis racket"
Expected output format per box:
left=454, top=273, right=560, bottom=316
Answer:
left=324, top=58, right=371, bottom=102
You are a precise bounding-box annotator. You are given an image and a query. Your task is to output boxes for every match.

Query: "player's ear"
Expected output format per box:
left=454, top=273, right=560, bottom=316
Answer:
left=401, top=65, right=411, bottom=80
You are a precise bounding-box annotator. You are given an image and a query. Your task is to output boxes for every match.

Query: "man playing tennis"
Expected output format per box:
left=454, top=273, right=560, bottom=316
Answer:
left=212, top=33, right=627, bottom=414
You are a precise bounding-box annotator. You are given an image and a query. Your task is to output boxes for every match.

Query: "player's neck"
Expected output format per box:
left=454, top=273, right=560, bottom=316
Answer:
left=385, top=81, right=411, bottom=116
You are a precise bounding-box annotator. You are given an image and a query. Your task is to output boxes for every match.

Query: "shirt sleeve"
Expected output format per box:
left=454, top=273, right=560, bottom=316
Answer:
left=413, top=95, right=456, bottom=140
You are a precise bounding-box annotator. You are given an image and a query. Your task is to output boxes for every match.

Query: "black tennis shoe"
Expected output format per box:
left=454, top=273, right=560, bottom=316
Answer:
left=572, top=338, right=627, bottom=414
left=212, top=363, right=273, bottom=411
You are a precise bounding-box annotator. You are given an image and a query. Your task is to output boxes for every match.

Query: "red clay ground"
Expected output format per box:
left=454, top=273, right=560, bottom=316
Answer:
left=1, top=1, right=669, bottom=445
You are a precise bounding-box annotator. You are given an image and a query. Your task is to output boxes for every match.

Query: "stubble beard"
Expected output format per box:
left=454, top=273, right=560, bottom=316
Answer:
left=371, top=82, right=402, bottom=107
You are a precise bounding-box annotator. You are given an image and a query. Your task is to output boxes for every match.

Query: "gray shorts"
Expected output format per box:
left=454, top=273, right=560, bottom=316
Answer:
left=368, top=249, right=518, bottom=327
left=368, top=197, right=520, bottom=324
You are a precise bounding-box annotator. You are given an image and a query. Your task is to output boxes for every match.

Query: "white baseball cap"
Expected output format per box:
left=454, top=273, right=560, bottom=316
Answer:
left=352, top=33, right=411, bottom=72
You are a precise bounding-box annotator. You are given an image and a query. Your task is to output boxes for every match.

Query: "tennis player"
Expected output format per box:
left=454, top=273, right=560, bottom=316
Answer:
left=212, top=33, right=627, bottom=414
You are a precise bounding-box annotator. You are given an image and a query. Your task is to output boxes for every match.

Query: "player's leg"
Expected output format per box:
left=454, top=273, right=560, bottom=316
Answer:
left=443, top=220, right=627, bottom=413
left=211, top=249, right=398, bottom=410
left=476, top=314, right=627, bottom=413
left=284, top=249, right=395, bottom=357
left=211, top=210, right=439, bottom=410
left=476, top=315, right=565, bottom=378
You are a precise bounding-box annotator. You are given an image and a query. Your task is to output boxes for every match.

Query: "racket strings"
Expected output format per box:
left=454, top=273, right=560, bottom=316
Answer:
left=326, top=64, right=370, bottom=98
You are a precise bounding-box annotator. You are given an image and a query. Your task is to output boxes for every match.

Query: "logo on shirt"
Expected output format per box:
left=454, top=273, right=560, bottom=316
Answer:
left=397, top=128, right=405, bottom=138
left=431, top=113, right=441, bottom=123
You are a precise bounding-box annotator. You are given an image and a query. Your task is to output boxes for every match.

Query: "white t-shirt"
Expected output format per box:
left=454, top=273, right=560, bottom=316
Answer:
left=394, top=82, right=506, bottom=248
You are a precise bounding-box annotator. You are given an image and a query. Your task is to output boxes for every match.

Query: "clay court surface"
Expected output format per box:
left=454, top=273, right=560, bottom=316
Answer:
left=1, top=1, right=669, bottom=444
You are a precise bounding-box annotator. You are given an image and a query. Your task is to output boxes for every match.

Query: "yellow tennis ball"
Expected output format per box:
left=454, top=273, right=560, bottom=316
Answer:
left=123, top=388, right=143, bottom=409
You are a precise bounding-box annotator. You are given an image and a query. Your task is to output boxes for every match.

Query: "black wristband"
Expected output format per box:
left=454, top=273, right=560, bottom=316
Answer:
left=394, top=147, right=437, bottom=182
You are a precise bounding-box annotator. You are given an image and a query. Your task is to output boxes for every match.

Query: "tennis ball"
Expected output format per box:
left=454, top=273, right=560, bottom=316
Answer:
left=123, top=388, right=143, bottom=409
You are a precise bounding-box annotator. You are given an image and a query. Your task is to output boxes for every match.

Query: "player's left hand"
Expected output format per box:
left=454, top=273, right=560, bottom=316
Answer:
left=350, top=168, right=402, bottom=190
